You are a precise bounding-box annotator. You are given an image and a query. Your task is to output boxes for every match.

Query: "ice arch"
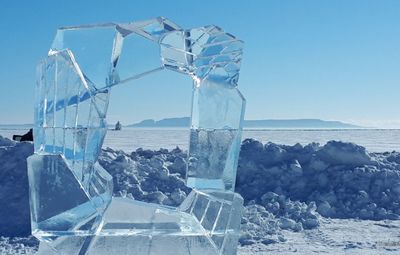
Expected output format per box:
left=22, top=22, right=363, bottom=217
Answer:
left=28, top=17, right=246, bottom=255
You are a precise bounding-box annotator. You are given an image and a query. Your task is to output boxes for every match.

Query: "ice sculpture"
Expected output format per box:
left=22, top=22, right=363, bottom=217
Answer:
left=28, top=17, right=246, bottom=255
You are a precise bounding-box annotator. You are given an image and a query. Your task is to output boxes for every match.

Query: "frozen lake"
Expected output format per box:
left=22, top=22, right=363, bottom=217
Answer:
left=102, top=128, right=400, bottom=152
left=2, top=127, right=400, bottom=153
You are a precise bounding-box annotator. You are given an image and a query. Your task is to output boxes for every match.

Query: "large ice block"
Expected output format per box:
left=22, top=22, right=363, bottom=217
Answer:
left=179, top=190, right=244, bottom=254
left=28, top=154, right=112, bottom=239
left=34, top=49, right=109, bottom=189
left=29, top=17, right=246, bottom=255
left=187, top=80, right=245, bottom=191
left=36, top=191, right=243, bottom=255
left=159, top=25, right=246, bottom=191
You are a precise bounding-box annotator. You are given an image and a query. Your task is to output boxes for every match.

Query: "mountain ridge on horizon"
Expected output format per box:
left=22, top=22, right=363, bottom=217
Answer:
left=0, top=118, right=363, bottom=129
left=127, top=117, right=362, bottom=128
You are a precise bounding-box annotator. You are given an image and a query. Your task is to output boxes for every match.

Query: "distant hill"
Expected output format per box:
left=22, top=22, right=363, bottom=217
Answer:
left=0, top=119, right=361, bottom=129
left=128, top=117, right=361, bottom=129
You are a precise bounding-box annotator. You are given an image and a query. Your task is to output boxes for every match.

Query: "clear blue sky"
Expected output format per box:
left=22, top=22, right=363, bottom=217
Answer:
left=1, top=0, right=400, bottom=127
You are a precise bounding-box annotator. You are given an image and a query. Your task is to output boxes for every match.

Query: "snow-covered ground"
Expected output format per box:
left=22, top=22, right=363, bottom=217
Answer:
left=238, top=218, right=400, bottom=254
left=0, top=237, right=37, bottom=255
left=1, top=135, right=400, bottom=254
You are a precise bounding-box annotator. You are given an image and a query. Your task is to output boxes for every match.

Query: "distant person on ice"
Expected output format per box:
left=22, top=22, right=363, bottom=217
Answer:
left=12, top=128, right=33, bottom=142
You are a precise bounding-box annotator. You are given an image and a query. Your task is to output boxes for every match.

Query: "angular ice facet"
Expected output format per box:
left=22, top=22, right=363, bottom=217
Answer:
left=113, top=32, right=164, bottom=85
left=51, top=17, right=181, bottom=89
left=51, top=25, right=118, bottom=88
left=27, top=154, right=111, bottom=237
left=187, top=73, right=245, bottom=191
left=160, top=25, right=246, bottom=192
left=35, top=49, right=109, bottom=189
left=30, top=17, right=245, bottom=255
left=112, top=17, right=180, bottom=84
left=160, top=25, right=243, bottom=87
left=37, top=194, right=243, bottom=255
left=116, top=17, right=181, bottom=41
left=179, top=190, right=244, bottom=254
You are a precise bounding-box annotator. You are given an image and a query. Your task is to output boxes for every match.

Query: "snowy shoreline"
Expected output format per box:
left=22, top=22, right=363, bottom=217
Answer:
left=1, top=135, right=400, bottom=254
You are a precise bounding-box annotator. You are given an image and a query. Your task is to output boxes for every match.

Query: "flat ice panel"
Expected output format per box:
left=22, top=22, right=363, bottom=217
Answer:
left=51, top=26, right=117, bottom=88
left=27, top=154, right=99, bottom=234
left=187, top=128, right=242, bottom=191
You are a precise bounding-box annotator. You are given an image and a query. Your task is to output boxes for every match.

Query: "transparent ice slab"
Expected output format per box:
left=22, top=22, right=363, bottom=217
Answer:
left=187, top=79, right=245, bottom=191
left=35, top=49, right=109, bottom=190
left=36, top=190, right=243, bottom=255
left=27, top=154, right=112, bottom=239
left=159, top=25, right=246, bottom=191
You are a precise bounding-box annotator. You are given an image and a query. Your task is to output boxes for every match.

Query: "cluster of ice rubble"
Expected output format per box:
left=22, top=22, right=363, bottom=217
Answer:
left=0, top=237, right=37, bottom=255
left=1, top=135, right=400, bottom=252
left=238, top=139, right=400, bottom=221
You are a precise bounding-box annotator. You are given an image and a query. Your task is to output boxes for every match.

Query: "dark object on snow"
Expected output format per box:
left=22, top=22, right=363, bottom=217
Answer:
left=115, top=121, right=122, bottom=131
left=13, top=129, right=33, bottom=142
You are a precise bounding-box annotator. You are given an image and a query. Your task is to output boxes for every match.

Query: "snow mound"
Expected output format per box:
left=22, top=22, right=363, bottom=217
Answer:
left=237, top=139, right=400, bottom=221
left=1, top=135, right=400, bottom=248
left=240, top=194, right=319, bottom=245
left=0, top=136, right=15, bottom=147
left=0, top=137, right=32, bottom=237
left=0, top=237, right=37, bottom=255
left=99, top=147, right=191, bottom=206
